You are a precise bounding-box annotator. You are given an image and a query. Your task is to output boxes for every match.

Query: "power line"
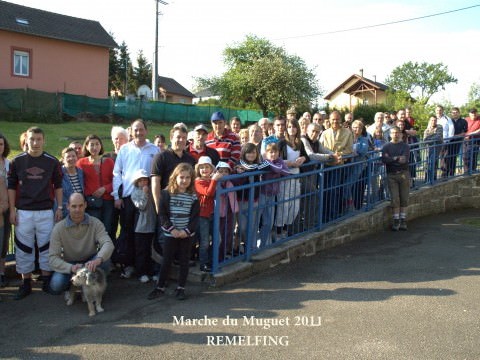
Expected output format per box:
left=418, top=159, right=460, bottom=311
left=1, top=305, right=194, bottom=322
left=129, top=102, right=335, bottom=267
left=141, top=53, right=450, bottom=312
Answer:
left=273, top=4, right=480, bottom=41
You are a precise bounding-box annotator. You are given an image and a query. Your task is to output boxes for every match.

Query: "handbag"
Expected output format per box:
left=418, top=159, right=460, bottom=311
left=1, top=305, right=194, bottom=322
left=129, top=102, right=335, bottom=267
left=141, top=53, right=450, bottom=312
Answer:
left=86, top=158, right=104, bottom=209
left=86, top=195, right=103, bottom=209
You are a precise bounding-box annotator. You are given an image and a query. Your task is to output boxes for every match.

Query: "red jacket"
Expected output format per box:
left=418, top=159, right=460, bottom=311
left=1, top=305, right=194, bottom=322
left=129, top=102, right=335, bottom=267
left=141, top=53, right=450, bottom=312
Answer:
left=195, top=178, right=217, bottom=217
left=466, top=116, right=480, bottom=138
left=76, top=157, right=114, bottom=200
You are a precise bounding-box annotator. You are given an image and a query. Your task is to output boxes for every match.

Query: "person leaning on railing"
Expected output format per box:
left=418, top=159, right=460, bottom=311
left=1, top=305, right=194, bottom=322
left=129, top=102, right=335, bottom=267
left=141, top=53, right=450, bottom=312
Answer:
left=463, top=108, right=480, bottom=173
left=423, top=115, right=443, bottom=183
left=319, top=111, right=353, bottom=222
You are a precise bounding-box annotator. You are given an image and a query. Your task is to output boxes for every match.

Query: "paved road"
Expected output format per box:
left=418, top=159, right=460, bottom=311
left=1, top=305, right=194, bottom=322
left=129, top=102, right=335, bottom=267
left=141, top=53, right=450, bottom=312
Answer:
left=1, top=208, right=479, bottom=359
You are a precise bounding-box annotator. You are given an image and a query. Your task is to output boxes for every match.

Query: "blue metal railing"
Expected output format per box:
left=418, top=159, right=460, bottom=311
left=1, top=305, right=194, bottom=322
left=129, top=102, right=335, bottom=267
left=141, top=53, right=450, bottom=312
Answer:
left=210, top=137, right=479, bottom=273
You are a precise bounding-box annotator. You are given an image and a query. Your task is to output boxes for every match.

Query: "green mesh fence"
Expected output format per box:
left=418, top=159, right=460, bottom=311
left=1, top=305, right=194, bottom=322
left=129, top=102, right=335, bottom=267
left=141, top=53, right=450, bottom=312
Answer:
left=1, top=89, right=269, bottom=124
left=0, top=88, right=60, bottom=120
left=0, top=89, right=23, bottom=112
left=63, top=93, right=112, bottom=116
left=63, top=94, right=267, bottom=124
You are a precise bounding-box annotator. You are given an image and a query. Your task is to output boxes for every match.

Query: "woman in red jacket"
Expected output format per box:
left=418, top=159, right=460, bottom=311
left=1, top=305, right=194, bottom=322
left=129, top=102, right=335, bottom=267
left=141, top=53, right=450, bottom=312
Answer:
left=77, top=135, right=115, bottom=240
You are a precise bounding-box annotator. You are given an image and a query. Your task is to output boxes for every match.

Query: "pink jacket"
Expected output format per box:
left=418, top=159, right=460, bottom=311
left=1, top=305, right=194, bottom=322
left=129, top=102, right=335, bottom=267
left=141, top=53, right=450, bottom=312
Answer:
left=218, top=180, right=239, bottom=217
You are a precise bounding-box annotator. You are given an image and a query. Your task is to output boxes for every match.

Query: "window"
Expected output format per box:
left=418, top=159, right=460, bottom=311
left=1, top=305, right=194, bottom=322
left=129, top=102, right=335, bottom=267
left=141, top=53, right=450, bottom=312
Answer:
left=12, top=48, right=31, bottom=77
left=15, top=18, right=29, bottom=25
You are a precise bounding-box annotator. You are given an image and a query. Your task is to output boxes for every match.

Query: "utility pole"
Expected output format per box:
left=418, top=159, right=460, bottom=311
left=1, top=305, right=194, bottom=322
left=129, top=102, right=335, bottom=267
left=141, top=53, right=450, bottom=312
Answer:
left=152, top=0, right=168, bottom=101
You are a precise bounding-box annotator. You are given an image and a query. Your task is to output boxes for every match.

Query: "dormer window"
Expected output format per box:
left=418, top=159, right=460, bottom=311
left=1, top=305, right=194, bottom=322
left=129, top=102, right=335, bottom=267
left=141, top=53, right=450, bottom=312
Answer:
left=15, top=18, right=29, bottom=25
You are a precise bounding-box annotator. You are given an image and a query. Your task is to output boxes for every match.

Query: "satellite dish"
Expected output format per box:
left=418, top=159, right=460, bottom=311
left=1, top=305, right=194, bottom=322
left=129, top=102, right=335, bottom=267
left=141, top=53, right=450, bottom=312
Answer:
left=137, top=85, right=152, bottom=100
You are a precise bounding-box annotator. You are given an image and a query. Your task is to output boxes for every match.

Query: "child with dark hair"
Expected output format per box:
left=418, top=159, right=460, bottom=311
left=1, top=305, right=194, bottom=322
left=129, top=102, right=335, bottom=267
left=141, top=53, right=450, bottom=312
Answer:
left=234, top=143, right=268, bottom=251
left=215, top=162, right=239, bottom=262
left=153, top=134, right=166, bottom=152
left=258, top=142, right=290, bottom=247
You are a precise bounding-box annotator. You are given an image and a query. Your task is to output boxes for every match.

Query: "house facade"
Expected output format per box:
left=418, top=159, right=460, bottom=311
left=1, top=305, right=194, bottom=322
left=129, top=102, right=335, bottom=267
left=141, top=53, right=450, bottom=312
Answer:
left=192, top=88, right=220, bottom=104
left=157, top=75, right=195, bottom=104
left=324, top=73, right=388, bottom=111
left=0, top=1, right=116, bottom=99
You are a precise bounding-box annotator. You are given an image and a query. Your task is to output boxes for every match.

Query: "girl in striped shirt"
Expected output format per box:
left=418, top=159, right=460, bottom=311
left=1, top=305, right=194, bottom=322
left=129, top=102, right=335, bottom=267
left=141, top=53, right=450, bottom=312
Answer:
left=147, top=163, right=199, bottom=301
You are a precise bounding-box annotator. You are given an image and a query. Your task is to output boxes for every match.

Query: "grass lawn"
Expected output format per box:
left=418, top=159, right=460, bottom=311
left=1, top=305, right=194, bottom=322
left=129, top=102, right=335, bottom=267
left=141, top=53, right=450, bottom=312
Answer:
left=0, top=120, right=180, bottom=159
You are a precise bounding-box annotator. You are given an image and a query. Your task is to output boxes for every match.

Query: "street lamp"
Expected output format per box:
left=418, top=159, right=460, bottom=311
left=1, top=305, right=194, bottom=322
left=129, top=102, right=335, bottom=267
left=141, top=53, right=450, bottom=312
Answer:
left=152, top=0, right=168, bottom=101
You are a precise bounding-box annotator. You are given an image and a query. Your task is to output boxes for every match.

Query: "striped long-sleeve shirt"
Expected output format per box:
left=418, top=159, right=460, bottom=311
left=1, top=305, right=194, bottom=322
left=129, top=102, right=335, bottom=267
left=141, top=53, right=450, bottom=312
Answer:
left=159, top=189, right=199, bottom=238
left=205, top=130, right=241, bottom=169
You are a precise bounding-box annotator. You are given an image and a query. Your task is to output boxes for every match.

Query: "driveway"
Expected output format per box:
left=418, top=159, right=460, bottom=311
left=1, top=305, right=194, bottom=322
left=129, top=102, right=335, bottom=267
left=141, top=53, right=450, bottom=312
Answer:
left=1, top=208, right=479, bottom=359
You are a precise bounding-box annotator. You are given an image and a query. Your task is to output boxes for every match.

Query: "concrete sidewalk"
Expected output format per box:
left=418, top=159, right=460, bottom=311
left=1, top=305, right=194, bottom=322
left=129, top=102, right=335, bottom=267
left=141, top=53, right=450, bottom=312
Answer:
left=0, top=208, right=479, bottom=359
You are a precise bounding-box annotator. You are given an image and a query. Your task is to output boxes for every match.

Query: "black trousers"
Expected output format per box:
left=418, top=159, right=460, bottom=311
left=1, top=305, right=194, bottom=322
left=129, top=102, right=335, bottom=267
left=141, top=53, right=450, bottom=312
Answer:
left=157, top=236, right=192, bottom=288
left=134, top=232, right=154, bottom=277
left=115, top=196, right=138, bottom=266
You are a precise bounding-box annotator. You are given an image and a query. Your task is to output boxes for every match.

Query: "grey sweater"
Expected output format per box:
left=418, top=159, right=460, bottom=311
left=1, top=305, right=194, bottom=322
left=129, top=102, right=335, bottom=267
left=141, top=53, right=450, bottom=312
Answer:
left=131, top=186, right=156, bottom=233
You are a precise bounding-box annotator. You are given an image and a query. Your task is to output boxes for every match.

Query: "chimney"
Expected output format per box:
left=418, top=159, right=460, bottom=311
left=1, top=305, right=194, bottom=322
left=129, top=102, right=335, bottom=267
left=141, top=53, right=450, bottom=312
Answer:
left=359, top=68, right=364, bottom=77
left=373, top=75, right=376, bottom=82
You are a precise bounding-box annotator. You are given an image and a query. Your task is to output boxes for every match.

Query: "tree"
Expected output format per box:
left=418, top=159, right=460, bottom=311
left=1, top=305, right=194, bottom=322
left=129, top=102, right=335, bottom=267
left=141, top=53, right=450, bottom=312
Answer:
left=133, top=50, right=152, bottom=88
left=385, top=61, right=457, bottom=106
left=196, top=35, right=321, bottom=116
left=108, top=33, right=120, bottom=96
left=113, top=41, right=133, bottom=96
left=466, top=82, right=480, bottom=110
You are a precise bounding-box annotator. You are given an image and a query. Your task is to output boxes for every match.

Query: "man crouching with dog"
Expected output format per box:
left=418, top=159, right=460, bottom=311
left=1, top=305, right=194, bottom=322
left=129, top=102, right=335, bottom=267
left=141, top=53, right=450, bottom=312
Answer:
left=48, top=193, right=114, bottom=315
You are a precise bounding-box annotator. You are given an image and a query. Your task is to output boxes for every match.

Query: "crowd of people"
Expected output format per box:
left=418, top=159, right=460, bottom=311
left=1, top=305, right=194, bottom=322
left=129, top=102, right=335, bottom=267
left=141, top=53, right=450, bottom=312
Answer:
left=0, top=105, right=479, bottom=302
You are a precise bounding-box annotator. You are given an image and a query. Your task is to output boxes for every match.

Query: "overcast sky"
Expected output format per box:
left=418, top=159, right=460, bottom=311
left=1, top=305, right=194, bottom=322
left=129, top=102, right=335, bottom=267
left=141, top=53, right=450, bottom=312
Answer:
left=8, top=0, right=480, bottom=105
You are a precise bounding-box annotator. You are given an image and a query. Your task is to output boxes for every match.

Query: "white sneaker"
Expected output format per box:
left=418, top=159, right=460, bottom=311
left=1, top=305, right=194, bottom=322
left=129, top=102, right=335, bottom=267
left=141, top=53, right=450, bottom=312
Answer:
left=139, top=275, right=150, bottom=283
left=120, top=266, right=135, bottom=279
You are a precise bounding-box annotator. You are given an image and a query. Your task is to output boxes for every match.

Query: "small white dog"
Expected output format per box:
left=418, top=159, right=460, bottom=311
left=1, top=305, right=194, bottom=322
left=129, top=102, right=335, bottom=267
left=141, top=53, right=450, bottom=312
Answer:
left=67, top=267, right=107, bottom=317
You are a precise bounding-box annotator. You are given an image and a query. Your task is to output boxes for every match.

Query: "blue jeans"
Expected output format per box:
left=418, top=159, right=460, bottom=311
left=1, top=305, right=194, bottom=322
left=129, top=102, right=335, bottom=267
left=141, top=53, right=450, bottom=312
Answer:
left=258, top=194, right=275, bottom=247
left=49, top=256, right=111, bottom=295
left=426, top=146, right=439, bottom=183
left=238, top=200, right=258, bottom=250
left=197, top=216, right=212, bottom=266
left=87, top=199, right=115, bottom=240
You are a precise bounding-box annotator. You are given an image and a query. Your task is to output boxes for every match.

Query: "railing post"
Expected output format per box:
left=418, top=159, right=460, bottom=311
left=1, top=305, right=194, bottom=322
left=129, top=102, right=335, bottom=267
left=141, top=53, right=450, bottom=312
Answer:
left=317, top=164, right=324, bottom=230
left=245, top=174, right=255, bottom=261
left=211, top=181, right=222, bottom=274
left=467, top=137, right=473, bottom=175
left=365, top=156, right=373, bottom=211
